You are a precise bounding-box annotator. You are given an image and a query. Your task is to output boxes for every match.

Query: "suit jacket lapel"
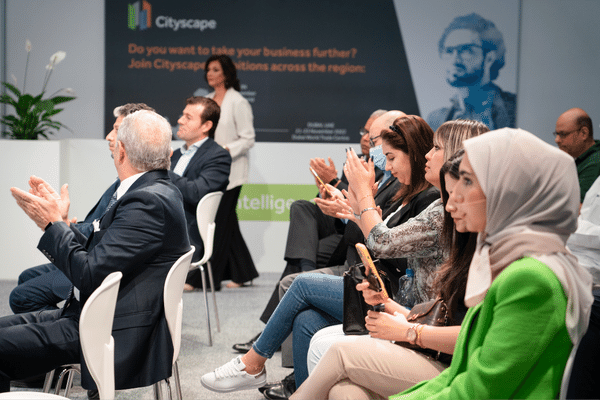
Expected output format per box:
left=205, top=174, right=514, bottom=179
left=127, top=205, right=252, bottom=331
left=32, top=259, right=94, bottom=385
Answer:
left=170, top=150, right=182, bottom=171
left=181, top=139, right=211, bottom=177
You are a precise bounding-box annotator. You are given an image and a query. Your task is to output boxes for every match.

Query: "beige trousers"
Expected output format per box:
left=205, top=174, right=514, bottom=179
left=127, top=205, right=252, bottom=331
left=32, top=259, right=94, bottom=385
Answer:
left=290, top=335, right=447, bottom=400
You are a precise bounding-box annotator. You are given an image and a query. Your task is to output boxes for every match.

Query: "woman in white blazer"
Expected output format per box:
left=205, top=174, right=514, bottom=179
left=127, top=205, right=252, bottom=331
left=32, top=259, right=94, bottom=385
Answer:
left=200, top=54, right=259, bottom=289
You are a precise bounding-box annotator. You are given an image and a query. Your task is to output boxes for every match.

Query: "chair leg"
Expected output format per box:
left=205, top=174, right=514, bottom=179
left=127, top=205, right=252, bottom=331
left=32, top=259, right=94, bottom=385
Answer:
left=199, top=265, right=213, bottom=346
left=62, top=365, right=79, bottom=398
left=43, top=370, right=55, bottom=393
left=173, top=361, right=183, bottom=400
left=52, top=365, right=79, bottom=396
left=164, top=378, right=173, bottom=400
left=153, top=381, right=164, bottom=400
left=206, top=261, right=220, bottom=332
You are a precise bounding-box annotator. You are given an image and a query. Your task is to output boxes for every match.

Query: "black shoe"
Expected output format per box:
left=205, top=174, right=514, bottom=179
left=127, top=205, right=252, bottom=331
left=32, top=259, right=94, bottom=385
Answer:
left=262, top=372, right=295, bottom=400
left=258, top=372, right=288, bottom=394
left=232, top=331, right=261, bottom=353
left=87, top=389, right=100, bottom=399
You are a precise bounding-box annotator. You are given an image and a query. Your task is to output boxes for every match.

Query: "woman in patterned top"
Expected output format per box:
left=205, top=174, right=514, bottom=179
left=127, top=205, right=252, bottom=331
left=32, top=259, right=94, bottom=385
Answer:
left=200, top=117, right=479, bottom=393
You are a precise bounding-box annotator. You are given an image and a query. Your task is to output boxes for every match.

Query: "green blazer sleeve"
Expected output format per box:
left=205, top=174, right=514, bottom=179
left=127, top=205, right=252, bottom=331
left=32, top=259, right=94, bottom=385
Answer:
left=391, top=257, right=572, bottom=400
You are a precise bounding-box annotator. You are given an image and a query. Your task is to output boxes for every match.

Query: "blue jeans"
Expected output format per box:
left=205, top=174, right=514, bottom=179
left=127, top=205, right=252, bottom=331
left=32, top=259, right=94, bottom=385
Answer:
left=253, top=273, right=344, bottom=387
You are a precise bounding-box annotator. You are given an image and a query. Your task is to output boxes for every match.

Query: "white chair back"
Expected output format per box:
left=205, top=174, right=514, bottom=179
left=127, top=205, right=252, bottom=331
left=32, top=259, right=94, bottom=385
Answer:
left=0, top=273, right=122, bottom=400
left=79, top=271, right=122, bottom=400
left=163, top=247, right=195, bottom=364
left=195, top=192, right=223, bottom=265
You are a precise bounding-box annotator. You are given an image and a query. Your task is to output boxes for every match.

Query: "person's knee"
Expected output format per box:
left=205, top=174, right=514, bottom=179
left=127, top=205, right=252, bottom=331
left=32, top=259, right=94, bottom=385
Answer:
left=9, top=286, right=29, bottom=314
left=17, top=268, right=35, bottom=285
left=329, top=379, right=374, bottom=400
left=279, top=273, right=298, bottom=299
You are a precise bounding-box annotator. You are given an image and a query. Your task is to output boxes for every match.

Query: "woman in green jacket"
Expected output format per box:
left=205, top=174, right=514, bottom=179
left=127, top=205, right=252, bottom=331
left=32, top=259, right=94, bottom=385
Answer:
left=393, top=128, right=593, bottom=399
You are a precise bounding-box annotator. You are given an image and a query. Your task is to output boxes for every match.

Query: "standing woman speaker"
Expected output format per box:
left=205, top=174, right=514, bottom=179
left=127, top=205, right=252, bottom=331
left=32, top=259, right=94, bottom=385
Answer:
left=199, top=54, right=258, bottom=289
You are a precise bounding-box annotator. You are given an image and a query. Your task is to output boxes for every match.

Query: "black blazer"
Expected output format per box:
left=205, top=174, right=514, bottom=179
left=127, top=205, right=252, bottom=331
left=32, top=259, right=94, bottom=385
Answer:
left=39, top=170, right=191, bottom=390
left=169, top=138, right=231, bottom=261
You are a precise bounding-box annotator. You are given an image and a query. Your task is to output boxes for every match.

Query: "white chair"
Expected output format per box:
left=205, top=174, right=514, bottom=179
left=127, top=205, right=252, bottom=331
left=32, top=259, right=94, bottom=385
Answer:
left=190, top=191, right=223, bottom=346
left=0, top=271, right=122, bottom=399
left=152, top=247, right=195, bottom=400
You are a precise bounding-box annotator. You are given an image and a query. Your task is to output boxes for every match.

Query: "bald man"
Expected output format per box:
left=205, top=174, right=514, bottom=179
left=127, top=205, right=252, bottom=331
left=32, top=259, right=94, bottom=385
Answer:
left=555, top=108, right=600, bottom=202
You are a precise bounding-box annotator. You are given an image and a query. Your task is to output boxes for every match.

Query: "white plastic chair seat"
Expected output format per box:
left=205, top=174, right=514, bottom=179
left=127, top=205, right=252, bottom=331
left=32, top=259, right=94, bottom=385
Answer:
left=0, top=272, right=122, bottom=399
left=0, top=393, right=67, bottom=399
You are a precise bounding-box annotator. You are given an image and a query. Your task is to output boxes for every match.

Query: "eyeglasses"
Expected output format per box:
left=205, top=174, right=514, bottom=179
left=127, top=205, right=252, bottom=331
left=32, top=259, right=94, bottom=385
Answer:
left=369, top=134, right=381, bottom=148
left=443, top=44, right=483, bottom=60
left=553, top=127, right=580, bottom=139
left=360, top=128, right=369, bottom=136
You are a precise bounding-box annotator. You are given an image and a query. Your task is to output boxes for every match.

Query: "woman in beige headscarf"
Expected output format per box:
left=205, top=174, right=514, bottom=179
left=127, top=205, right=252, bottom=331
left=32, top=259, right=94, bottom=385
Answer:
left=391, top=128, right=593, bottom=399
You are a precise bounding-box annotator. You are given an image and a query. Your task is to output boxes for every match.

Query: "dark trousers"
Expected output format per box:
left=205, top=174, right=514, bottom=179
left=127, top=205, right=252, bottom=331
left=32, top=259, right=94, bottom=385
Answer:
left=283, top=200, right=342, bottom=264
left=567, top=288, right=600, bottom=399
left=186, top=186, right=259, bottom=289
left=0, top=308, right=80, bottom=392
left=9, top=263, right=71, bottom=314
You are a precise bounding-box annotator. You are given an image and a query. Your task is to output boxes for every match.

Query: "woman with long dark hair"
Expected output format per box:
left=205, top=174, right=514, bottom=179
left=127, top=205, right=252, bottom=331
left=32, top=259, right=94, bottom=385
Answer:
left=200, top=115, right=445, bottom=393
left=290, top=123, right=488, bottom=400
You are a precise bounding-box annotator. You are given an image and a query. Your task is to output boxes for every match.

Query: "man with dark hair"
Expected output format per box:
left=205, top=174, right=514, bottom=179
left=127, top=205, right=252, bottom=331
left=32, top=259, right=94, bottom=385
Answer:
left=169, top=96, right=231, bottom=270
left=428, top=13, right=516, bottom=131
left=4, top=109, right=190, bottom=392
left=9, top=103, right=155, bottom=314
left=555, top=107, right=600, bottom=202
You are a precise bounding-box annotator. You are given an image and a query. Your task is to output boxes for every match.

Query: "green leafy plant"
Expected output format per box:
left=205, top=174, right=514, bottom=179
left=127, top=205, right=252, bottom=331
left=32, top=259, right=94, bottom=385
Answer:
left=1, top=40, right=76, bottom=140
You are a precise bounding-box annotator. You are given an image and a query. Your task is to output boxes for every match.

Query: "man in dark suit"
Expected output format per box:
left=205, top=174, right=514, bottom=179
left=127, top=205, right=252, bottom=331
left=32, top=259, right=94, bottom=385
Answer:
left=168, top=96, right=231, bottom=289
left=9, top=103, right=154, bottom=314
left=4, top=109, right=190, bottom=392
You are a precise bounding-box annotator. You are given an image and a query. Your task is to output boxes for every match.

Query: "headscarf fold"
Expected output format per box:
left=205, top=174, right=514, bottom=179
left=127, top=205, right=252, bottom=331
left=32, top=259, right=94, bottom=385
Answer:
left=463, top=128, right=593, bottom=344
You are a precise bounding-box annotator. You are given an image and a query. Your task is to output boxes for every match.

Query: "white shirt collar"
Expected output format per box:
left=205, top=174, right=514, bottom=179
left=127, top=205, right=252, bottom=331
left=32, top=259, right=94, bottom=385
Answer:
left=182, top=136, right=208, bottom=152
left=116, top=171, right=147, bottom=200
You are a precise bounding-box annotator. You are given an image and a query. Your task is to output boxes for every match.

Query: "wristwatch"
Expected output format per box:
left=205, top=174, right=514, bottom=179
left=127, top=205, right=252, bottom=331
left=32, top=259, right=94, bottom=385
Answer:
left=329, top=177, right=340, bottom=187
left=406, top=323, right=419, bottom=345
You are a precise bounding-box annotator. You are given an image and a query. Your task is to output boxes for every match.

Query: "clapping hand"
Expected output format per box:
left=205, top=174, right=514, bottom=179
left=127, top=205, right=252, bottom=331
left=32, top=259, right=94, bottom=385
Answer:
left=11, top=176, right=70, bottom=230
left=309, top=157, right=338, bottom=184
left=314, top=184, right=351, bottom=217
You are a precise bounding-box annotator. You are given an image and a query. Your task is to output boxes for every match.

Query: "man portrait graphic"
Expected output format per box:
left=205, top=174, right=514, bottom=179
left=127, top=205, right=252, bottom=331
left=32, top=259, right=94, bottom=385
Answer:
left=427, top=13, right=516, bottom=131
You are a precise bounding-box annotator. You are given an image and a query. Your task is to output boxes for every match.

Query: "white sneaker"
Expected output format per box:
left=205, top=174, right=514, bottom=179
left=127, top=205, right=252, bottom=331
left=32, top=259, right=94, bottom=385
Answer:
left=200, top=355, right=267, bottom=393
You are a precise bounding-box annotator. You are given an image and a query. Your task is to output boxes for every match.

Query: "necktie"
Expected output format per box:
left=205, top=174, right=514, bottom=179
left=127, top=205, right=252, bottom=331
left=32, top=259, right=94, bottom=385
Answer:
left=104, top=193, right=118, bottom=214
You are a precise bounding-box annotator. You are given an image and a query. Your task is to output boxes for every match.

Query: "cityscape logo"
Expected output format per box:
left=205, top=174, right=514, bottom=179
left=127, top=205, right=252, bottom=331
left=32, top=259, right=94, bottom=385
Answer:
left=128, top=1, right=152, bottom=31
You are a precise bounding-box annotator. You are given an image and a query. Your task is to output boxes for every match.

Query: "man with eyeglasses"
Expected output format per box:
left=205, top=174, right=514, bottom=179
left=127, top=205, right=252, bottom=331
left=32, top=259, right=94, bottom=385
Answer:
left=555, top=108, right=600, bottom=202
left=427, top=13, right=516, bottom=132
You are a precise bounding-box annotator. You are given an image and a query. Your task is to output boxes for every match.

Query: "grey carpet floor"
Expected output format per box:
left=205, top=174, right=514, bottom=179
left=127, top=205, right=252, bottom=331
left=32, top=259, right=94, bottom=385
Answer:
left=0, top=273, right=291, bottom=399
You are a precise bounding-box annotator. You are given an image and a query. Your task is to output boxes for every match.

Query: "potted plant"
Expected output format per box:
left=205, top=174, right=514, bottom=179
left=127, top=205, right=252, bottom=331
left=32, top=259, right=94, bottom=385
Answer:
left=1, top=40, right=76, bottom=140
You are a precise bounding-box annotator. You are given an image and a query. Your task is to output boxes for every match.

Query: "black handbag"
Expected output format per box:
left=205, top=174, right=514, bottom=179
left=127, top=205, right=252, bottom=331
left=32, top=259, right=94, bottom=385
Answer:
left=342, top=261, right=392, bottom=335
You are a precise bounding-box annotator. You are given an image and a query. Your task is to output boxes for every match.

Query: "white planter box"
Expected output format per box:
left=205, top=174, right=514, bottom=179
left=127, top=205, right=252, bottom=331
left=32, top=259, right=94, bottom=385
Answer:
left=0, top=140, right=61, bottom=280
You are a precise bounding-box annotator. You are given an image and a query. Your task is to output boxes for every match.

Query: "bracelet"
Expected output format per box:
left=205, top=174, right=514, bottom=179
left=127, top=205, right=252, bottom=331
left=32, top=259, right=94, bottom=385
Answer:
left=416, top=324, right=425, bottom=347
left=359, top=207, right=377, bottom=217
